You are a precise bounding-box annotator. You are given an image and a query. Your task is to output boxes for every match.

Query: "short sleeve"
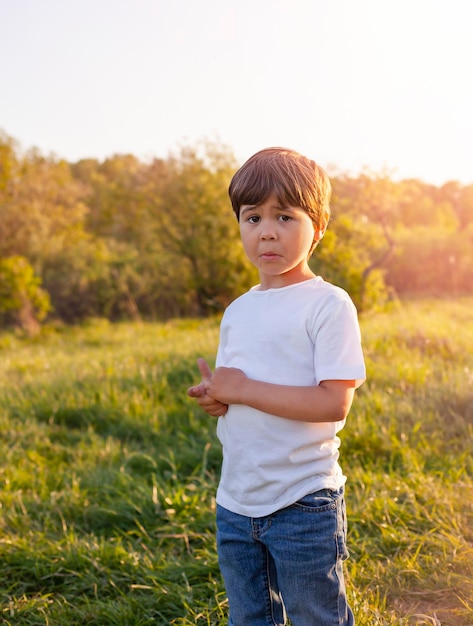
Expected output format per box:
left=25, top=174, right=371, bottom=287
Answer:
left=312, top=294, right=366, bottom=387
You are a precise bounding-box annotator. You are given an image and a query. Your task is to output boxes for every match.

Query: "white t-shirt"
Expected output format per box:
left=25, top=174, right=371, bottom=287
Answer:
left=215, top=277, right=366, bottom=518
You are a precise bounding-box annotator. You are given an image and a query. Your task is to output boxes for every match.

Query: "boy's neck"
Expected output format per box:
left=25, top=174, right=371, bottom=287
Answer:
left=257, top=269, right=316, bottom=291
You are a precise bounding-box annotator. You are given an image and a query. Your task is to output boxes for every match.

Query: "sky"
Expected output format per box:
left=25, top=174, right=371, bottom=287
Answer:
left=1, top=0, right=472, bottom=185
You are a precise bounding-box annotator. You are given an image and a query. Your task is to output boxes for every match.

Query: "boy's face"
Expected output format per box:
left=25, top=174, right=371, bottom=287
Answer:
left=239, top=194, right=322, bottom=290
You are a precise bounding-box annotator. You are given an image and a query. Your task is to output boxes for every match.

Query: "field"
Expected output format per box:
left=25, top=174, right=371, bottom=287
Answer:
left=0, top=298, right=472, bottom=625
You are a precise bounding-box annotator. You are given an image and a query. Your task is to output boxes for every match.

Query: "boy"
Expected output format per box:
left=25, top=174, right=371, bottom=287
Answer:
left=187, top=147, right=365, bottom=625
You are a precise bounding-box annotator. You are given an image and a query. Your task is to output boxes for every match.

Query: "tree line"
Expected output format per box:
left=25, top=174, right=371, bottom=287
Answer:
left=1, top=130, right=472, bottom=334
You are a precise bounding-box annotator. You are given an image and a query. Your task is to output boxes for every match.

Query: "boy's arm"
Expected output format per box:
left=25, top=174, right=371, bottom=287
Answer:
left=201, top=359, right=357, bottom=423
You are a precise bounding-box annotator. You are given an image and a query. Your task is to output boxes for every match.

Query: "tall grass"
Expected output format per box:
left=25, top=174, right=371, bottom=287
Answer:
left=0, top=300, right=472, bottom=625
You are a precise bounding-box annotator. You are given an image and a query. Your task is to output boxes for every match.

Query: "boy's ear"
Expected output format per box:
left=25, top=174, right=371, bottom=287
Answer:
left=313, top=227, right=326, bottom=243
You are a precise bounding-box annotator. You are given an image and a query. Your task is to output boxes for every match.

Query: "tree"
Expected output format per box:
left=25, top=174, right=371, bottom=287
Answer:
left=0, top=143, right=89, bottom=269
left=310, top=215, right=389, bottom=312
left=0, top=131, right=18, bottom=193
left=151, top=141, right=257, bottom=315
left=0, top=255, right=51, bottom=336
left=316, top=172, right=397, bottom=311
left=72, top=154, right=159, bottom=245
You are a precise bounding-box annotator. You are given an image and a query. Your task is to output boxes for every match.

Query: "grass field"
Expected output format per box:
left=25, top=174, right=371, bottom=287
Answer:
left=0, top=298, right=472, bottom=625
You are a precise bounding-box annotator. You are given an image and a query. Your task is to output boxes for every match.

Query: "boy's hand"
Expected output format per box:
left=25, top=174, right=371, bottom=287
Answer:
left=187, top=358, right=228, bottom=417
left=210, top=366, right=248, bottom=405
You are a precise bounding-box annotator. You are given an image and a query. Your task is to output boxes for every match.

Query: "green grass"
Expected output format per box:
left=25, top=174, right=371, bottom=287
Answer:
left=0, top=300, right=472, bottom=625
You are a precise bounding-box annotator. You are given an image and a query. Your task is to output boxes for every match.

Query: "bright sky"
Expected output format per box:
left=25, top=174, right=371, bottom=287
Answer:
left=1, top=0, right=472, bottom=185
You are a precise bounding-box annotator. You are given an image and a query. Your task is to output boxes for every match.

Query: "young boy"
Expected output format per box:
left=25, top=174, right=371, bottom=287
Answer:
left=187, top=147, right=365, bottom=625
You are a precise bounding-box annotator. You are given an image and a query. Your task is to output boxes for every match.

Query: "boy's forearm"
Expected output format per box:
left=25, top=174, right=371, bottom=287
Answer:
left=240, top=379, right=354, bottom=423
left=211, top=367, right=355, bottom=423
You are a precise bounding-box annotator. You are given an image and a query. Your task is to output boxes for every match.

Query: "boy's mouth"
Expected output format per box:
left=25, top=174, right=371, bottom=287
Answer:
left=260, top=252, right=280, bottom=260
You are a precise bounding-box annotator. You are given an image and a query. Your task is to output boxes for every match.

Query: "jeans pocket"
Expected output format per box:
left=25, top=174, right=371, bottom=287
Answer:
left=292, top=488, right=340, bottom=512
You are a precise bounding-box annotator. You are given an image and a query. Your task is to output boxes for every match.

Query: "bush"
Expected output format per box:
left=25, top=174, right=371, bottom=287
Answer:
left=0, top=255, right=51, bottom=335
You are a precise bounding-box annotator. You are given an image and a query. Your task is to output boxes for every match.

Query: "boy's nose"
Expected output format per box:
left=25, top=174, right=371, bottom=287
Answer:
left=260, top=223, right=276, bottom=239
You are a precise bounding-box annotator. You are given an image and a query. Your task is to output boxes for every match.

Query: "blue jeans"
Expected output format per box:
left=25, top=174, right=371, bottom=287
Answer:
left=216, top=488, right=354, bottom=626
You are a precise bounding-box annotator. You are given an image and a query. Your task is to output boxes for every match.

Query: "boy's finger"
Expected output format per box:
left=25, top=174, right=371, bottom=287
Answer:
left=197, top=357, right=213, bottom=382
left=187, top=385, right=199, bottom=397
left=187, top=381, right=206, bottom=397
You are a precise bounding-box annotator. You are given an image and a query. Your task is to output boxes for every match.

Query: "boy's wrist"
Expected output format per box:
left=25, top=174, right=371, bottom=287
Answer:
left=238, top=375, right=252, bottom=406
left=238, top=375, right=264, bottom=408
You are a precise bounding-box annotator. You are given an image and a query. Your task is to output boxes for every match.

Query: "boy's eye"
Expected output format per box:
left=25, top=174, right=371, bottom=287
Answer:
left=247, top=215, right=260, bottom=224
left=278, top=214, right=292, bottom=222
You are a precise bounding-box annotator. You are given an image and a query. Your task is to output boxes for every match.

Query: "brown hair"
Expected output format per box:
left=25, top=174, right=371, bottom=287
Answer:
left=228, top=147, right=331, bottom=233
